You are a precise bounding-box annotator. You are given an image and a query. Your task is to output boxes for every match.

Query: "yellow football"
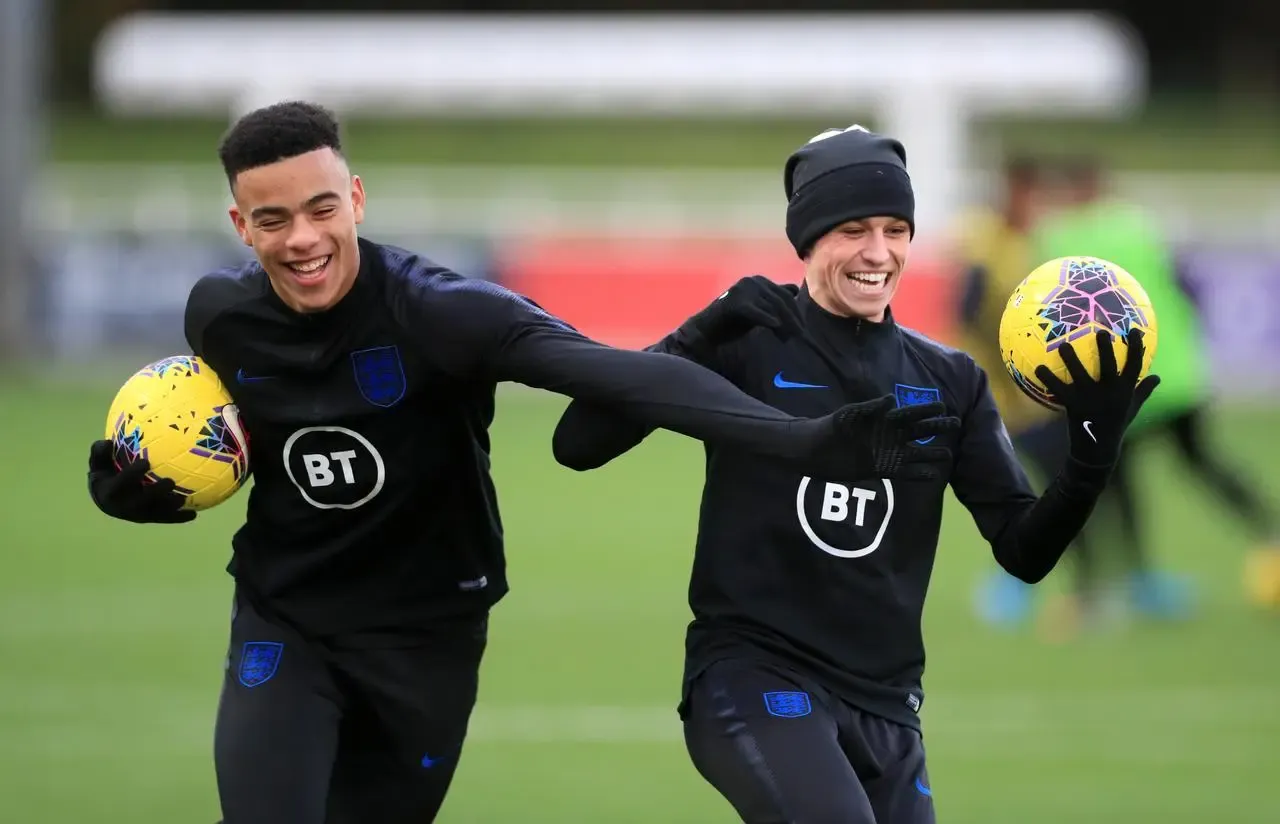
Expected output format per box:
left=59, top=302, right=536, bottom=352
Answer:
left=104, top=355, right=250, bottom=511
left=998, top=256, right=1158, bottom=410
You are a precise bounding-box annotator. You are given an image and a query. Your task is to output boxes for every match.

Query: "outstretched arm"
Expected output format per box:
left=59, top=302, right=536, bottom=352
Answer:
left=404, top=273, right=957, bottom=479
left=490, top=306, right=819, bottom=461
left=550, top=329, right=717, bottom=470
left=953, top=331, right=1158, bottom=583
left=413, top=277, right=822, bottom=462
left=551, top=276, right=799, bottom=470
left=950, top=375, right=1110, bottom=583
left=550, top=336, right=671, bottom=471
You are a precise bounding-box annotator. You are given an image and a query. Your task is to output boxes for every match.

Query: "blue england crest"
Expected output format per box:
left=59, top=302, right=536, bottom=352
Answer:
left=894, top=383, right=942, bottom=445
left=238, top=641, right=284, bottom=688
left=350, top=345, right=407, bottom=408
left=763, top=691, right=812, bottom=718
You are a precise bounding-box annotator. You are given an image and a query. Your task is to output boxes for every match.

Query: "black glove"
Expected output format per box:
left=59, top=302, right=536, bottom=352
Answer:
left=87, top=440, right=196, bottom=524
left=672, top=275, right=803, bottom=357
left=1034, top=327, right=1160, bottom=467
left=813, top=395, right=960, bottom=481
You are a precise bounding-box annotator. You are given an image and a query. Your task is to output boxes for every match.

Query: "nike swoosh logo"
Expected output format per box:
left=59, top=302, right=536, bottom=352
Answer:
left=915, top=776, right=932, bottom=797
left=1083, top=420, right=1097, bottom=443
left=773, top=371, right=828, bottom=389
left=236, top=368, right=275, bottom=384
left=422, top=751, right=453, bottom=768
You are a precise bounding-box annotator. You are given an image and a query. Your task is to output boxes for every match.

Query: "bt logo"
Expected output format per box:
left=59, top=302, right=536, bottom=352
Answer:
left=795, top=478, right=895, bottom=558
left=282, top=426, right=386, bottom=510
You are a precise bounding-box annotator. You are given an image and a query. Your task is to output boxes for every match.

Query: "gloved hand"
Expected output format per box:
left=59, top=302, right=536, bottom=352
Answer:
left=813, top=395, right=960, bottom=481
left=672, top=275, right=802, bottom=357
left=1034, top=327, right=1160, bottom=467
left=87, top=440, right=196, bottom=524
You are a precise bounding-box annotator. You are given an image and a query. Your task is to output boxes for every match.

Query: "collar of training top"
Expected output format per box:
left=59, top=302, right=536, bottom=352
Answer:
left=796, top=284, right=897, bottom=342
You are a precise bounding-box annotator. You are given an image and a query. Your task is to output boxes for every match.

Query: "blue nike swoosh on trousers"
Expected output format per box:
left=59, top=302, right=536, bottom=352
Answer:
left=773, top=371, right=828, bottom=389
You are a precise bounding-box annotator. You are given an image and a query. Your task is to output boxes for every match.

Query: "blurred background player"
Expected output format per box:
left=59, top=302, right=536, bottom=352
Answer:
left=1035, top=156, right=1280, bottom=614
left=953, top=157, right=1115, bottom=632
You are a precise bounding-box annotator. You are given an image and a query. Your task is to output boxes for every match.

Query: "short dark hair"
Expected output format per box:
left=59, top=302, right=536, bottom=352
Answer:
left=218, top=100, right=344, bottom=186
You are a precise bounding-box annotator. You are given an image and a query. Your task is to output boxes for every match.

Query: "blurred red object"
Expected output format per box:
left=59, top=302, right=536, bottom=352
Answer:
left=498, top=236, right=958, bottom=349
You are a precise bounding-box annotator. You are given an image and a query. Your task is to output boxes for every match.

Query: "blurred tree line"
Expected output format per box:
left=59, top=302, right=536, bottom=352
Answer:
left=49, top=0, right=1280, bottom=106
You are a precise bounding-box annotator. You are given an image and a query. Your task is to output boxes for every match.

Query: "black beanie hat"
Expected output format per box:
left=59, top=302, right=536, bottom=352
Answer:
left=784, top=125, right=915, bottom=258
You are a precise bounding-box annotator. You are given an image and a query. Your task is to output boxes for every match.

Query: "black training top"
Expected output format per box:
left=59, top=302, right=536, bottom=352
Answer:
left=553, top=283, right=1111, bottom=728
left=184, top=238, right=860, bottom=642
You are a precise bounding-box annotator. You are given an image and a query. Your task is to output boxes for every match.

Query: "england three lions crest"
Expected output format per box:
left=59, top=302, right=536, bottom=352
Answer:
left=763, top=691, right=812, bottom=718
left=351, top=346, right=407, bottom=408
left=894, top=383, right=942, bottom=445
left=238, top=641, right=283, bottom=688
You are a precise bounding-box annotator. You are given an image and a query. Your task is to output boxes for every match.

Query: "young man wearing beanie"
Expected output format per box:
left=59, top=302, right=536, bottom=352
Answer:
left=552, top=125, right=1159, bottom=823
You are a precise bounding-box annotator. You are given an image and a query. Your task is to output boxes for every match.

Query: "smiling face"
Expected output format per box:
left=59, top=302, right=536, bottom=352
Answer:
left=228, top=147, right=366, bottom=313
left=802, top=216, right=911, bottom=321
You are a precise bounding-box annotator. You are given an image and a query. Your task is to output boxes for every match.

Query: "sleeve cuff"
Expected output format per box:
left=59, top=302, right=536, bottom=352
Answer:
left=1058, top=455, right=1114, bottom=495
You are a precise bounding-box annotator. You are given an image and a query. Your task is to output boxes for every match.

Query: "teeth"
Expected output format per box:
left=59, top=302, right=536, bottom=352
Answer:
left=289, top=256, right=330, bottom=275
left=846, top=272, right=888, bottom=285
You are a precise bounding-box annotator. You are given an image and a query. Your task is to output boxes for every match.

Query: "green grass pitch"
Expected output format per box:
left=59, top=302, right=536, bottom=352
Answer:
left=1, top=376, right=1278, bottom=823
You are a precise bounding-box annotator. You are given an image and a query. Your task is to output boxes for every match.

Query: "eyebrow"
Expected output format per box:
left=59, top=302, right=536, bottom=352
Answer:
left=250, top=191, right=341, bottom=220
